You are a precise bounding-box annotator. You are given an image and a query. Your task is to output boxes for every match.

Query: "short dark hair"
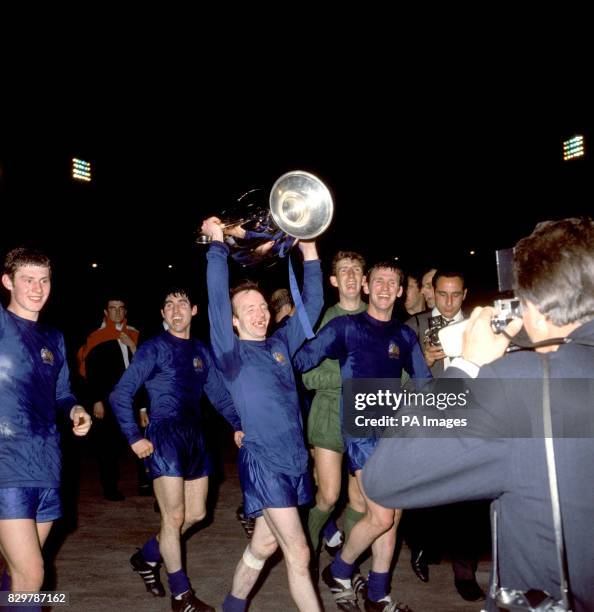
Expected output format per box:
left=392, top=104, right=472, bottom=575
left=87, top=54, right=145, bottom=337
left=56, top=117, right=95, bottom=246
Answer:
left=161, top=286, right=194, bottom=308
left=514, top=217, right=594, bottom=325
left=105, top=296, right=127, bottom=309
left=432, top=269, right=466, bottom=289
left=270, top=288, right=294, bottom=317
left=405, top=269, right=423, bottom=289
left=331, top=251, right=366, bottom=277
left=230, top=280, right=263, bottom=316
left=366, top=261, right=403, bottom=286
left=3, top=247, right=51, bottom=280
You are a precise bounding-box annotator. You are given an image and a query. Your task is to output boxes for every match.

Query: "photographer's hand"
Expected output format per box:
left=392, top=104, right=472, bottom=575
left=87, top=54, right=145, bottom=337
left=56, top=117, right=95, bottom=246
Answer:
left=462, top=306, right=523, bottom=367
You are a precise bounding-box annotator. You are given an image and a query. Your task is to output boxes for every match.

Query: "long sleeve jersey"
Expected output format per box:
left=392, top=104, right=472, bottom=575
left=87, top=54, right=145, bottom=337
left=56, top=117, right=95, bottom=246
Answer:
left=302, top=302, right=367, bottom=395
left=110, top=331, right=240, bottom=445
left=294, top=311, right=432, bottom=442
left=0, top=304, right=78, bottom=487
left=206, top=241, right=323, bottom=477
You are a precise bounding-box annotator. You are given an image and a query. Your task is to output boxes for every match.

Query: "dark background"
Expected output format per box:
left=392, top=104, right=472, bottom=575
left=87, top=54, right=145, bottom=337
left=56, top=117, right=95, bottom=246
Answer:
left=1, top=112, right=592, bottom=354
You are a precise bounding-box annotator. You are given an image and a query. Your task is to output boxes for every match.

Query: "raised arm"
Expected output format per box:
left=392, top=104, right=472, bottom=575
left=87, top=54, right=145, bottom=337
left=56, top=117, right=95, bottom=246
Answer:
left=282, top=240, right=324, bottom=356
left=202, top=217, right=240, bottom=375
left=297, top=240, right=323, bottom=327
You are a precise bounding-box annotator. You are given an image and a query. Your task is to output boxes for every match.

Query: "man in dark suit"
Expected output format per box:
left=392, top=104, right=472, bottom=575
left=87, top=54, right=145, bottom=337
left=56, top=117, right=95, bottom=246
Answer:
left=404, top=270, right=487, bottom=600
left=363, top=217, right=594, bottom=612
left=405, top=269, right=467, bottom=377
left=81, top=297, right=145, bottom=500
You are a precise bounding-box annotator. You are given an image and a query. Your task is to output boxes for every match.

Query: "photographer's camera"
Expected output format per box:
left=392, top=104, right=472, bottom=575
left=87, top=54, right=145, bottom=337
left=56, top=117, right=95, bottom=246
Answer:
left=491, top=298, right=522, bottom=334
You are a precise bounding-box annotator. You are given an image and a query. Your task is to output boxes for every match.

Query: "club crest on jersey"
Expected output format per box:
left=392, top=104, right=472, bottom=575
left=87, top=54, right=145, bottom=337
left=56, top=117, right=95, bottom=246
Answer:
left=193, top=356, right=204, bottom=372
left=272, top=351, right=287, bottom=365
left=41, top=348, right=54, bottom=365
left=388, top=341, right=400, bottom=359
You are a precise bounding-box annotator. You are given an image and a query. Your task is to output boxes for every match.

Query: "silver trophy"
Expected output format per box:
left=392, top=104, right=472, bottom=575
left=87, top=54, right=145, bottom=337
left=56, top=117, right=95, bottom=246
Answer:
left=197, top=170, right=334, bottom=267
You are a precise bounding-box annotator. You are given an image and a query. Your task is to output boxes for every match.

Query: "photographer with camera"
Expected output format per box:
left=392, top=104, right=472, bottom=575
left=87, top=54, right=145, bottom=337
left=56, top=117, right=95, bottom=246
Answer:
left=362, top=217, right=594, bottom=611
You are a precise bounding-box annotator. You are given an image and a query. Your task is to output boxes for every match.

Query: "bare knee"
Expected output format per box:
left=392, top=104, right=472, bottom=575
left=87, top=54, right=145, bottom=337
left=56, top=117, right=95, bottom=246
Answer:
left=284, top=539, right=311, bottom=572
left=162, top=508, right=185, bottom=531
left=184, top=507, right=207, bottom=527
left=11, top=560, right=44, bottom=591
left=250, top=534, right=278, bottom=560
left=367, top=507, right=395, bottom=534
left=316, top=486, right=339, bottom=511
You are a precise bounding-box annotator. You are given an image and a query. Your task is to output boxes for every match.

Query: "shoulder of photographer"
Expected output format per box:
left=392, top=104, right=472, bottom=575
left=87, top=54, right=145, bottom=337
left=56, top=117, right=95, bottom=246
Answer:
left=459, top=306, right=523, bottom=369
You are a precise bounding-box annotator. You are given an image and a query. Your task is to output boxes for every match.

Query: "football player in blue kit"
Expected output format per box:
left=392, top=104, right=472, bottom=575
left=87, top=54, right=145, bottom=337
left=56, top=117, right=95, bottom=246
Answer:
left=111, top=287, right=240, bottom=612
left=294, top=261, right=431, bottom=612
left=201, top=216, right=324, bottom=612
left=0, top=247, right=92, bottom=608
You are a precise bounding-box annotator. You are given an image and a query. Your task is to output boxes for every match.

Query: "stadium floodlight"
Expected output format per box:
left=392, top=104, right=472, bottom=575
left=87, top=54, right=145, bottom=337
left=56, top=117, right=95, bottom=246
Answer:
left=72, top=158, right=92, bottom=182
left=563, top=135, right=584, bottom=161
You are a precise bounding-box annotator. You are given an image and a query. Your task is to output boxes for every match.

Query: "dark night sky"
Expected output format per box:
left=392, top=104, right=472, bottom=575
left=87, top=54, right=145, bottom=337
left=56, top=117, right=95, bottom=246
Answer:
left=1, top=107, right=592, bottom=350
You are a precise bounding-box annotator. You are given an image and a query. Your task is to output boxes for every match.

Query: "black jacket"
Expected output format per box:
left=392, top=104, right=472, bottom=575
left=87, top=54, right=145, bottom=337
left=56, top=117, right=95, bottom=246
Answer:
left=363, top=320, right=594, bottom=612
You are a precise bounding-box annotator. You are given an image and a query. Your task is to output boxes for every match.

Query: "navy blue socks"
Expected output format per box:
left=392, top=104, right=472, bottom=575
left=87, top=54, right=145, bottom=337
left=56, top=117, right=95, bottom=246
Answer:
left=367, top=571, right=390, bottom=602
left=167, top=569, right=190, bottom=598
left=140, top=536, right=161, bottom=563
left=222, top=593, right=247, bottom=612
